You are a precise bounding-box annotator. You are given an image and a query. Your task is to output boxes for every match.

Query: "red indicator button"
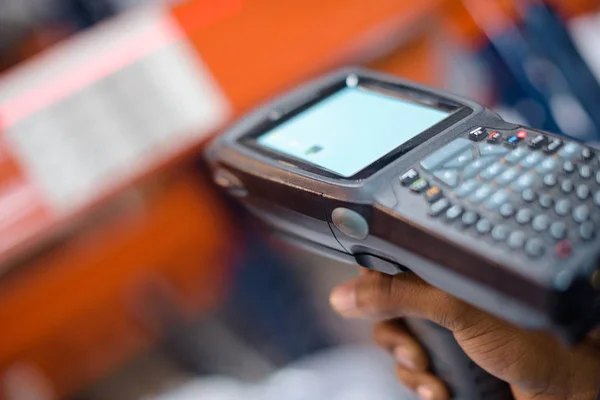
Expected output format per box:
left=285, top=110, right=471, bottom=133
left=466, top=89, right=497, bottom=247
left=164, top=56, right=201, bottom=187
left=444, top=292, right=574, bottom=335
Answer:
left=487, top=131, right=502, bottom=143
left=517, top=130, right=527, bottom=139
left=555, top=240, right=571, bottom=258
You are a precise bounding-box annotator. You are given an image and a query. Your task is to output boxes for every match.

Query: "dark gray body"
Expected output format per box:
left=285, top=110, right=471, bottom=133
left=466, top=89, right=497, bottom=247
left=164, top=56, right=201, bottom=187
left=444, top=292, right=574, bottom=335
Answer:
left=205, top=67, right=600, bottom=398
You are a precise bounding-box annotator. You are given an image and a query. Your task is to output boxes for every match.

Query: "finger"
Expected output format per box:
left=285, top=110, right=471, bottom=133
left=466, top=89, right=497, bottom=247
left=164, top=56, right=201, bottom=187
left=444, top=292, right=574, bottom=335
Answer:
left=373, top=320, right=429, bottom=371
left=330, top=271, right=485, bottom=332
left=396, top=367, right=450, bottom=400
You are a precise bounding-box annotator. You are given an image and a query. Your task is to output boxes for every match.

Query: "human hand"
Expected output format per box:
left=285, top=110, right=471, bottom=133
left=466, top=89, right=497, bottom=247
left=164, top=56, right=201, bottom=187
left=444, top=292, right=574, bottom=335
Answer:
left=329, top=269, right=600, bottom=400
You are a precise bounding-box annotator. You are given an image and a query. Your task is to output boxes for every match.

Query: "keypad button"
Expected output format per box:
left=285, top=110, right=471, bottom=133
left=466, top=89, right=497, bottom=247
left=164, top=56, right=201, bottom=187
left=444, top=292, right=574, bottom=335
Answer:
left=519, top=152, right=544, bottom=169
left=461, top=211, right=479, bottom=226
left=512, top=174, right=538, bottom=192
left=579, top=165, right=592, bottom=179
left=573, top=204, right=590, bottom=223
left=528, top=134, right=547, bottom=150
left=434, top=170, right=459, bottom=187
left=525, top=238, right=545, bottom=257
left=486, top=190, right=510, bottom=210
left=576, top=184, right=590, bottom=200
left=504, top=147, right=529, bottom=164
left=476, top=219, right=493, bottom=234
left=543, top=139, right=563, bottom=154
left=463, top=157, right=496, bottom=179
left=516, top=209, right=533, bottom=224
left=563, top=160, right=576, bottom=173
left=539, top=194, right=553, bottom=209
left=555, top=199, right=572, bottom=216
left=558, top=142, right=581, bottom=158
left=596, top=171, right=600, bottom=185
left=595, top=191, right=600, bottom=207
left=480, top=162, right=505, bottom=181
left=400, top=169, right=419, bottom=186
left=443, top=149, right=474, bottom=169
left=491, top=225, right=510, bottom=241
left=410, top=178, right=429, bottom=193
left=487, top=131, right=503, bottom=143
left=425, top=186, right=443, bottom=203
left=581, top=147, right=594, bottom=161
left=522, top=189, right=537, bottom=202
left=499, top=203, right=516, bottom=218
left=532, top=215, right=550, bottom=232
left=580, top=222, right=596, bottom=241
left=421, top=138, right=472, bottom=171
left=535, top=157, right=559, bottom=174
left=455, top=179, right=480, bottom=198
left=446, top=205, right=464, bottom=220
left=543, top=174, right=557, bottom=188
left=479, top=144, right=509, bottom=157
left=505, top=135, right=522, bottom=148
left=550, top=222, right=567, bottom=240
left=469, top=127, right=487, bottom=142
left=429, top=198, right=451, bottom=216
left=495, top=168, right=520, bottom=186
left=560, top=179, right=574, bottom=194
left=554, top=240, right=571, bottom=258
left=470, top=185, right=494, bottom=204
left=507, top=231, right=526, bottom=249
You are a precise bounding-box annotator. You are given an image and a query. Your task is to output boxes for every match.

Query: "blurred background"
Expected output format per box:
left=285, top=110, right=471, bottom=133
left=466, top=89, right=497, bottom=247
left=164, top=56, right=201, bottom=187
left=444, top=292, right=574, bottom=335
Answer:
left=0, top=0, right=599, bottom=399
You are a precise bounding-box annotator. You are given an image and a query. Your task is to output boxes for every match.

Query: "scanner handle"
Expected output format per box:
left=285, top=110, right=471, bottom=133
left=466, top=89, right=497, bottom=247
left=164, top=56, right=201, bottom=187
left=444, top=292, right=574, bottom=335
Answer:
left=404, top=318, right=514, bottom=400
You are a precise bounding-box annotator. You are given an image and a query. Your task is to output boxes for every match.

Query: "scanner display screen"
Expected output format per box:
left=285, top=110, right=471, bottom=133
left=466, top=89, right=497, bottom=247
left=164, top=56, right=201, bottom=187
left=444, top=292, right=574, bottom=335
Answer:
left=256, top=86, right=452, bottom=177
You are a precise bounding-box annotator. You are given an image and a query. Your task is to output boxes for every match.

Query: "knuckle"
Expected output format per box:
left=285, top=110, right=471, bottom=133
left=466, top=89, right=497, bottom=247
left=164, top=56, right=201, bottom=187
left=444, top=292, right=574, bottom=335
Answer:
left=371, top=322, right=388, bottom=343
left=430, top=291, right=465, bottom=331
left=356, top=274, right=394, bottom=313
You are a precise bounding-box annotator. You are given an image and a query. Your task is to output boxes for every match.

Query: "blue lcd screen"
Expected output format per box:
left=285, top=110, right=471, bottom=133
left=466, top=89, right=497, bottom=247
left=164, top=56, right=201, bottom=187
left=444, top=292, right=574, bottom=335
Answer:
left=256, top=87, right=451, bottom=177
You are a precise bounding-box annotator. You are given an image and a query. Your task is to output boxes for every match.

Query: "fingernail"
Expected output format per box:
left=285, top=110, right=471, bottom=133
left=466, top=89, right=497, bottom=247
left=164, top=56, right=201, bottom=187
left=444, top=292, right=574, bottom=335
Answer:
left=417, top=385, right=434, bottom=400
left=329, top=286, right=356, bottom=314
left=393, top=346, right=416, bottom=370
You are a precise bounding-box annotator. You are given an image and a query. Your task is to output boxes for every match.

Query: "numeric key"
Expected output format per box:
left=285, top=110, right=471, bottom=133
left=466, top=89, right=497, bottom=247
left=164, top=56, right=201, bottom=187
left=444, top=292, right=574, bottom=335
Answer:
left=508, top=231, right=526, bottom=248
left=499, top=203, right=516, bottom=218
left=532, top=215, right=550, bottom=232
left=573, top=205, right=590, bottom=223
left=429, top=198, right=451, bottom=216
left=461, top=211, right=479, bottom=226
left=543, top=174, right=557, bottom=187
left=476, top=219, right=493, bottom=234
left=446, top=205, right=464, bottom=221
left=504, top=147, right=529, bottom=164
left=581, top=147, right=595, bottom=161
left=539, top=194, right=553, bottom=209
left=563, top=160, right=575, bottom=174
left=561, top=179, right=574, bottom=194
left=555, top=199, right=571, bottom=216
left=579, top=165, right=592, bottom=179
left=495, top=168, right=520, bottom=186
left=580, top=222, right=596, bottom=241
left=516, top=209, right=533, bottom=224
left=491, top=225, right=510, bottom=241
left=550, top=221, right=567, bottom=240
left=576, top=184, right=590, bottom=200
left=525, top=238, right=545, bottom=257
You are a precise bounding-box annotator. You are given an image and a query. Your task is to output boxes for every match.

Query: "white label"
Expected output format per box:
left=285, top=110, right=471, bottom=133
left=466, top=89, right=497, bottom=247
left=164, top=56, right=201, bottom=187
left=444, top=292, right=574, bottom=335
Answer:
left=0, top=4, right=230, bottom=212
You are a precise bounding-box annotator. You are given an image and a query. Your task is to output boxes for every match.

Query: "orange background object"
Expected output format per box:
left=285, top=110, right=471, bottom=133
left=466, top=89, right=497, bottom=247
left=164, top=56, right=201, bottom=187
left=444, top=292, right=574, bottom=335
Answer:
left=0, top=0, right=597, bottom=398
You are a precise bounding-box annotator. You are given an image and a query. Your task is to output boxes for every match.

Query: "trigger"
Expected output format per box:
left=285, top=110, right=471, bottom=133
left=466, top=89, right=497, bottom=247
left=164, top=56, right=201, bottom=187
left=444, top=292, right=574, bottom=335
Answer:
left=354, top=253, right=408, bottom=275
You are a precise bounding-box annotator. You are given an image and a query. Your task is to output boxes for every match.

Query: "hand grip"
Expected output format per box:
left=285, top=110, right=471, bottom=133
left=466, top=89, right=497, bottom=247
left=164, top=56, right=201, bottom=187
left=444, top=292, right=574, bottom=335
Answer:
left=404, top=318, right=514, bottom=400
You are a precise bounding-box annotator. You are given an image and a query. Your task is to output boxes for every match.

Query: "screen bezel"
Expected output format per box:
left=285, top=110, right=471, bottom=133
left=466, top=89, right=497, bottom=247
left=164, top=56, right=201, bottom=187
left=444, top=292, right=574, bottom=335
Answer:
left=238, top=75, right=474, bottom=180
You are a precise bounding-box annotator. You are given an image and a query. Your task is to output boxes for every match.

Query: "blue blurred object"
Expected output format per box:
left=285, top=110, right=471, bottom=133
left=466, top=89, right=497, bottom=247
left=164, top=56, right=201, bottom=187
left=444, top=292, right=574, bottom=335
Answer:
left=472, top=0, right=600, bottom=144
left=53, top=0, right=117, bottom=30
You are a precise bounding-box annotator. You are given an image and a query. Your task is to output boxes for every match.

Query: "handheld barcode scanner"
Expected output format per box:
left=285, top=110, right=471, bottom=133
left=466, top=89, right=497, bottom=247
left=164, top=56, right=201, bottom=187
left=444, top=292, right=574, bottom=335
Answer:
left=206, top=68, right=600, bottom=399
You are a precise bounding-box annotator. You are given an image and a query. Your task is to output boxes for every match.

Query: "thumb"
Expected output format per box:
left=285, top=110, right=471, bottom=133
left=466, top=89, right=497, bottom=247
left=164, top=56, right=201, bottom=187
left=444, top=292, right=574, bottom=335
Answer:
left=329, top=270, right=487, bottom=333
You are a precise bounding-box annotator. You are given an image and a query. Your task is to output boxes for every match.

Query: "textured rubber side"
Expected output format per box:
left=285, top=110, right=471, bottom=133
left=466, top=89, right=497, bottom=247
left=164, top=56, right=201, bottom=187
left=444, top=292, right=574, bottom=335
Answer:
left=405, top=318, right=515, bottom=400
